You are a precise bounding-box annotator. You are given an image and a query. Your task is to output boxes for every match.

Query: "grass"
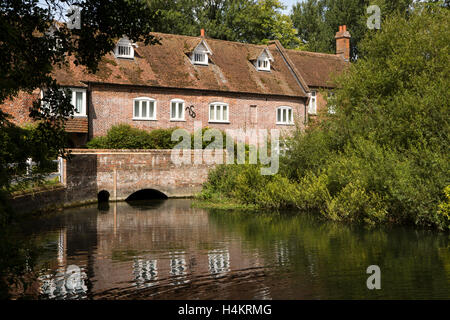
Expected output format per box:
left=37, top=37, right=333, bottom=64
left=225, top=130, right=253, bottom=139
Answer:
left=191, top=193, right=258, bottom=210
left=7, top=177, right=62, bottom=196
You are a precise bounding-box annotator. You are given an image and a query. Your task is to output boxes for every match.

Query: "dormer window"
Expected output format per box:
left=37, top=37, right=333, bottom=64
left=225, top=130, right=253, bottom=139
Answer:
left=194, top=52, right=207, bottom=64
left=114, top=37, right=134, bottom=59
left=257, top=58, right=270, bottom=71
left=254, top=48, right=274, bottom=72
left=190, top=40, right=212, bottom=65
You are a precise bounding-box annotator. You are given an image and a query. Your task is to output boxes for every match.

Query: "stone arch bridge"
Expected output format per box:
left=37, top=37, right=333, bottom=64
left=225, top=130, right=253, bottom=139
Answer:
left=63, top=149, right=217, bottom=203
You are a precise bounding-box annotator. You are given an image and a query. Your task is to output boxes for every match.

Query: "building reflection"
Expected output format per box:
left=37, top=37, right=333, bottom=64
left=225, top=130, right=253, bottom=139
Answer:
left=169, top=251, right=188, bottom=285
left=39, top=228, right=89, bottom=299
left=133, top=258, right=158, bottom=288
left=38, top=200, right=286, bottom=299
left=208, top=249, right=230, bottom=277
left=274, top=240, right=290, bottom=267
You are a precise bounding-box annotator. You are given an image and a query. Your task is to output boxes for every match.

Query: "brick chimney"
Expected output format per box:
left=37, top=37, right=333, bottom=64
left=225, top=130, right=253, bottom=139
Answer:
left=335, top=25, right=351, bottom=61
left=200, top=28, right=205, bottom=38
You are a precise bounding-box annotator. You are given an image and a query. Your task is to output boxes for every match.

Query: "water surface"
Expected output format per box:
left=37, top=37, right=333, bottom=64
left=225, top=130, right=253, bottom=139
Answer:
left=20, top=199, right=450, bottom=299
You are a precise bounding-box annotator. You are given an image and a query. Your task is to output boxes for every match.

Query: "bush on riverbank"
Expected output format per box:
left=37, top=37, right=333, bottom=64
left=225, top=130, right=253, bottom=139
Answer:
left=86, top=124, right=237, bottom=150
left=86, top=125, right=181, bottom=149
left=200, top=5, right=450, bottom=230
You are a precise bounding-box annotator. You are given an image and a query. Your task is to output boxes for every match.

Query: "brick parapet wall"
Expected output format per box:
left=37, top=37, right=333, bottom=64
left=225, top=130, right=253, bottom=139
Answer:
left=64, top=149, right=222, bottom=202
left=9, top=149, right=221, bottom=214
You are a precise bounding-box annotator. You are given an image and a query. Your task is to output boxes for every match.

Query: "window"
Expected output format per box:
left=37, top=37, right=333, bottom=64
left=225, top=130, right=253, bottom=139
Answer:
left=276, top=106, right=293, bottom=125
left=209, top=103, right=229, bottom=123
left=191, top=41, right=211, bottom=65
left=133, top=98, right=156, bottom=120
left=114, top=37, right=134, bottom=59
left=194, top=53, right=206, bottom=63
left=192, top=51, right=208, bottom=65
left=170, top=99, right=185, bottom=121
left=257, top=58, right=270, bottom=71
left=70, top=88, right=87, bottom=116
left=40, top=87, right=86, bottom=116
left=308, top=91, right=317, bottom=114
left=255, top=49, right=273, bottom=71
left=118, top=45, right=131, bottom=57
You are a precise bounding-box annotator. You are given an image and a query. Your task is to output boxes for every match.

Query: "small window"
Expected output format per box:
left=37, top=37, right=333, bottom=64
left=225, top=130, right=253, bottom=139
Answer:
left=170, top=99, right=185, bottom=121
left=192, top=51, right=208, bottom=65
left=257, top=58, right=270, bottom=71
left=118, top=45, right=131, bottom=56
left=195, top=53, right=205, bottom=63
left=115, top=37, right=134, bottom=59
left=70, top=88, right=86, bottom=116
left=209, top=103, right=229, bottom=123
left=191, top=42, right=210, bottom=65
left=276, top=106, right=293, bottom=125
left=308, top=91, right=317, bottom=114
left=133, top=98, right=156, bottom=120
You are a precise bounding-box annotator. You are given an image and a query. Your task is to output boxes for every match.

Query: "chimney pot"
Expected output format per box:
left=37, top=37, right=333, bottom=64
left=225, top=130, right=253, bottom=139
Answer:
left=200, top=29, right=205, bottom=37
left=335, top=25, right=351, bottom=61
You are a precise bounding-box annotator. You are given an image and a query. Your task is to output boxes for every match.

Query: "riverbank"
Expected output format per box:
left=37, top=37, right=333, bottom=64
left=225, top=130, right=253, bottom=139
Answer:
left=192, top=194, right=257, bottom=211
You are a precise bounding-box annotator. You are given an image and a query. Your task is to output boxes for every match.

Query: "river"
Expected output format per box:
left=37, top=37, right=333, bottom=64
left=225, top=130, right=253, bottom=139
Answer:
left=14, top=199, right=450, bottom=299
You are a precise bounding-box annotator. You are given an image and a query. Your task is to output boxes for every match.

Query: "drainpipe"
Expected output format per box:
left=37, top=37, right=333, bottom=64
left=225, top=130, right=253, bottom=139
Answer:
left=113, top=167, right=117, bottom=201
left=305, top=96, right=310, bottom=126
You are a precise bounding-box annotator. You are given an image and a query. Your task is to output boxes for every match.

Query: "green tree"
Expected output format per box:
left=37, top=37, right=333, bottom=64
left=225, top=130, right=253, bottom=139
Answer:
left=1, top=0, right=161, bottom=190
left=147, top=0, right=302, bottom=48
left=0, top=0, right=161, bottom=298
left=291, top=0, right=416, bottom=59
left=203, top=3, right=450, bottom=230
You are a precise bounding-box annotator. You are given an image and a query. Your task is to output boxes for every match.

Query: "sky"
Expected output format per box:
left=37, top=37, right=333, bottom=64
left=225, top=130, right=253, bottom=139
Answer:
left=281, top=0, right=304, bottom=14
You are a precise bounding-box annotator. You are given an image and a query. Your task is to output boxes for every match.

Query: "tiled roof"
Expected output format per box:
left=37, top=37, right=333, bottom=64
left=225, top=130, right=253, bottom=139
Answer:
left=52, top=33, right=347, bottom=96
left=286, top=50, right=349, bottom=88
left=65, top=117, right=88, bottom=133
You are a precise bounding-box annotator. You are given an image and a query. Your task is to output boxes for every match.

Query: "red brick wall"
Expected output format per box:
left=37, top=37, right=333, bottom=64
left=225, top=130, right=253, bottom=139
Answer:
left=89, top=85, right=306, bottom=138
left=65, top=149, right=222, bottom=199
left=1, top=85, right=307, bottom=142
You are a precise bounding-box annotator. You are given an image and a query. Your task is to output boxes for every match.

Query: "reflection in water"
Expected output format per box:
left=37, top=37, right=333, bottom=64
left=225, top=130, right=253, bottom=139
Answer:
left=169, top=252, right=188, bottom=285
left=274, top=240, right=289, bottom=267
left=39, top=265, right=88, bottom=300
left=16, top=199, right=450, bottom=299
left=208, top=249, right=230, bottom=277
left=133, top=259, right=158, bottom=289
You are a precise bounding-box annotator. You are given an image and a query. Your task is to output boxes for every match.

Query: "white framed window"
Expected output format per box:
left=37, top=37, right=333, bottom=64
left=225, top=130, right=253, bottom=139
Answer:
left=40, top=87, right=86, bottom=117
left=255, top=49, right=273, bottom=71
left=170, top=99, right=185, bottom=121
left=308, top=91, right=317, bottom=114
left=70, top=88, right=87, bottom=116
left=209, top=102, right=229, bottom=123
left=114, top=37, right=134, bottom=59
left=191, top=41, right=211, bottom=65
left=276, top=106, right=294, bottom=125
left=194, top=52, right=207, bottom=64
left=133, top=97, right=156, bottom=120
left=257, top=58, right=270, bottom=71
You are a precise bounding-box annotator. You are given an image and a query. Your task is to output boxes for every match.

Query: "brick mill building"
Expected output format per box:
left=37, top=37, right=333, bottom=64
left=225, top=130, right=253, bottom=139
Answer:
left=1, top=26, right=350, bottom=147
